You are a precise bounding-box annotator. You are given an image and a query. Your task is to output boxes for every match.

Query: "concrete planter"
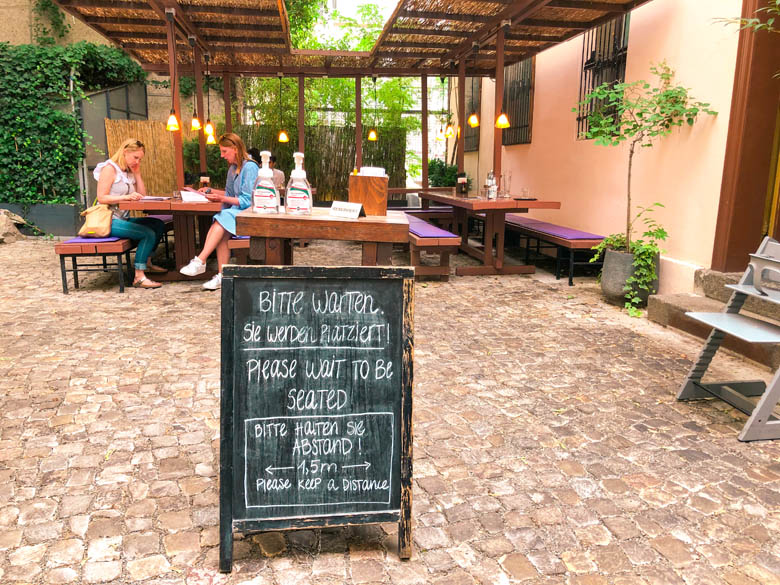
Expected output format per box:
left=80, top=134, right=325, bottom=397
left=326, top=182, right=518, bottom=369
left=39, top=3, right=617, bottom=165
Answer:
left=601, top=248, right=659, bottom=306
left=0, top=203, right=82, bottom=236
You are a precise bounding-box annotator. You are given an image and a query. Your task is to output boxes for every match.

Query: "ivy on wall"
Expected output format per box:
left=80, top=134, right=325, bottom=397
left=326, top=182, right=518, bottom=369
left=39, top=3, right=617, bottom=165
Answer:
left=32, top=0, right=70, bottom=46
left=0, top=42, right=146, bottom=206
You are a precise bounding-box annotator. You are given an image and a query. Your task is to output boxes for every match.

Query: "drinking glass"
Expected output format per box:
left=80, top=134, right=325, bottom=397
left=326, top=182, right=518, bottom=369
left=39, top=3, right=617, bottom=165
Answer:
left=505, top=171, right=513, bottom=196
left=521, top=187, right=530, bottom=198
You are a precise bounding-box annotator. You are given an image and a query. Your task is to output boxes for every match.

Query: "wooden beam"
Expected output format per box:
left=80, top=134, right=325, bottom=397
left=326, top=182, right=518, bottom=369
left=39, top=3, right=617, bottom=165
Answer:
left=355, top=76, right=362, bottom=170
left=158, top=0, right=210, bottom=54
left=84, top=16, right=161, bottom=26
left=443, top=0, right=555, bottom=63
left=493, top=25, right=504, bottom=186
left=457, top=59, right=465, bottom=173
left=547, top=0, right=628, bottom=12
left=505, top=32, right=561, bottom=41
left=275, top=0, right=292, bottom=53
left=58, top=0, right=148, bottom=9
left=194, top=21, right=283, bottom=32
left=383, top=41, right=457, bottom=50
left=369, top=0, right=410, bottom=67
left=388, top=27, right=472, bottom=38
left=142, top=63, right=497, bottom=77
left=165, top=11, right=185, bottom=190
left=192, top=42, right=207, bottom=174
left=421, top=75, right=428, bottom=189
left=397, top=10, right=491, bottom=24
left=298, top=74, right=305, bottom=152
left=183, top=5, right=277, bottom=18
left=223, top=72, right=232, bottom=133
left=375, top=50, right=447, bottom=60
left=53, top=1, right=136, bottom=56
left=523, top=18, right=591, bottom=28
left=292, top=49, right=371, bottom=57
left=204, top=35, right=286, bottom=45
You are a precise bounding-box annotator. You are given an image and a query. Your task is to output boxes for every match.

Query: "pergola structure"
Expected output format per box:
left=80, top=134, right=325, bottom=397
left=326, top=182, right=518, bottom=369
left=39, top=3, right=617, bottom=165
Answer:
left=54, top=0, right=652, bottom=189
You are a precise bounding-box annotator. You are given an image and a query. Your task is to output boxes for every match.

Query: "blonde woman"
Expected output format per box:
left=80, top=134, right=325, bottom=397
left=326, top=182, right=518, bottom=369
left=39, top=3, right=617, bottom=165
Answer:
left=180, top=133, right=259, bottom=290
left=94, top=138, right=167, bottom=288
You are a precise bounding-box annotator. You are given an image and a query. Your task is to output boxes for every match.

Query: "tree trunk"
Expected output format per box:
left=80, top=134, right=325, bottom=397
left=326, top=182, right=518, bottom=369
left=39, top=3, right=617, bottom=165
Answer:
left=234, top=78, right=245, bottom=125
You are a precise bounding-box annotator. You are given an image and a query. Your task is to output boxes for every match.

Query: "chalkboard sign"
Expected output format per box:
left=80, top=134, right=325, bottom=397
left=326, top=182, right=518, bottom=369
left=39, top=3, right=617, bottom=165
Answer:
left=219, top=265, right=414, bottom=571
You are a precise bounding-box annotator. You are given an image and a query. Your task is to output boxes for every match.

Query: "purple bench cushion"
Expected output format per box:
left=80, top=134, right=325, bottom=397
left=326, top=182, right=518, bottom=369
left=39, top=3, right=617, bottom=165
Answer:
left=505, top=214, right=543, bottom=227
left=231, top=235, right=250, bottom=240
left=63, top=236, right=121, bottom=244
left=520, top=220, right=603, bottom=240
left=408, top=220, right=458, bottom=239
left=145, top=214, right=173, bottom=223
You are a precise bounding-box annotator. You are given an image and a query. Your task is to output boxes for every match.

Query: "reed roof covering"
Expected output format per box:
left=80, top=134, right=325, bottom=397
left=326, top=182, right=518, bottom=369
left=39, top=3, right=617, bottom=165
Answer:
left=55, top=0, right=653, bottom=77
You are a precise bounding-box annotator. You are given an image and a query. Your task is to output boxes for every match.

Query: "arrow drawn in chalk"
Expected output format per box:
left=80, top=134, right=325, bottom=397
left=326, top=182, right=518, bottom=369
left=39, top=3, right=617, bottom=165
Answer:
left=342, top=461, right=371, bottom=471
left=265, top=465, right=294, bottom=475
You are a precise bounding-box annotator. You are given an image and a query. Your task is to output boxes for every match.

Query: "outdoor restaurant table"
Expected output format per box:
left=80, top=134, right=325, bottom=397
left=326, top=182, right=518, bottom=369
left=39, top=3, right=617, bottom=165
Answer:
left=235, top=207, right=409, bottom=266
left=418, top=191, right=561, bottom=276
left=119, top=197, right=223, bottom=280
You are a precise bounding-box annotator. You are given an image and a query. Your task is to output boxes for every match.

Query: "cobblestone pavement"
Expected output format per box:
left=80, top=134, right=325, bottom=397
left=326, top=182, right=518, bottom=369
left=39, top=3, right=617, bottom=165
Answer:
left=1, top=238, right=779, bottom=585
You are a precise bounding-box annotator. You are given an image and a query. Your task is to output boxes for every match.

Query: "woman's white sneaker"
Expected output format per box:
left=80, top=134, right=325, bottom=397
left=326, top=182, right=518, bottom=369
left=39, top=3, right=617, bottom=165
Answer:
left=180, top=256, right=205, bottom=276
left=203, top=273, right=222, bottom=290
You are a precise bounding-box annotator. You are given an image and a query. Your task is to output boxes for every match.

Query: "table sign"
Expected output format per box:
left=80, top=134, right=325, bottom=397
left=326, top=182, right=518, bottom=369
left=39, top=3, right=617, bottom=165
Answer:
left=330, top=201, right=365, bottom=219
left=219, top=265, right=414, bottom=572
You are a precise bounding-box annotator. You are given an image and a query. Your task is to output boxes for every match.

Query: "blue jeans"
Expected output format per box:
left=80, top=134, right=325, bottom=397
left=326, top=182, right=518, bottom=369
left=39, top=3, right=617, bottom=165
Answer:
left=110, top=217, right=165, bottom=270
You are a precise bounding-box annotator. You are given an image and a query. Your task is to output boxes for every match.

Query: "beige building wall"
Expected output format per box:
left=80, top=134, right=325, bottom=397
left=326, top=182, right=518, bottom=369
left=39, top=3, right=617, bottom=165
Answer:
left=0, top=1, right=108, bottom=45
left=465, top=0, right=743, bottom=293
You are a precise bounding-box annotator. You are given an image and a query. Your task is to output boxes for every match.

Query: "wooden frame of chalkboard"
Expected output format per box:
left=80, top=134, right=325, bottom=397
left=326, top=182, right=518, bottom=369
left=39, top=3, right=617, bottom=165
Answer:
left=219, top=265, right=414, bottom=572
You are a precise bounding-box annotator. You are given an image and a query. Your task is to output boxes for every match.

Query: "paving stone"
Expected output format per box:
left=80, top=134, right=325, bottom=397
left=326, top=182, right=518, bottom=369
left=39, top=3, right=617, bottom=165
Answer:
left=47, top=538, right=84, bottom=566
left=45, top=567, right=80, bottom=584
left=253, top=532, right=287, bottom=557
left=127, top=555, right=172, bottom=581
left=83, top=560, right=122, bottom=583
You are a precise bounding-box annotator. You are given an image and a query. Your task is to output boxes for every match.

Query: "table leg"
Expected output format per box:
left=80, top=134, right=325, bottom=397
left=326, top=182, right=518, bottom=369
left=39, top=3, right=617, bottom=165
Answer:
left=456, top=210, right=535, bottom=276
left=377, top=243, right=393, bottom=265
left=362, top=242, right=378, bottom=266
left=265, top=238, right=286, bottom=265
left=173, top=214, right=196, bottom=270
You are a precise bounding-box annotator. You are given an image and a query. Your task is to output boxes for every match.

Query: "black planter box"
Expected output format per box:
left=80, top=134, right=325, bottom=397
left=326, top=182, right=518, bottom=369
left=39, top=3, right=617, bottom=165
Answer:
left=0, top=203, right=82, bottom=236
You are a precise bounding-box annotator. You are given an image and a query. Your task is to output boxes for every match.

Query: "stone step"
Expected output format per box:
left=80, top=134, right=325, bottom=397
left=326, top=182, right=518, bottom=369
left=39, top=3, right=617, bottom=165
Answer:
left=695, top=268, right=780, bottom=322
left=647, top=292, right=780, bottom=369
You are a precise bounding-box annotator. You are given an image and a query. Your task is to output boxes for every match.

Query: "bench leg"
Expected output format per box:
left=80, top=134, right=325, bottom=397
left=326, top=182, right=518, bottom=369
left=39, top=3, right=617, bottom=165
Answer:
left=568, top=249, right=575, bottom=286
left=126, top=251, right=133, bottom=282
left=59, top=255, right=69, bottom=294
left=440, top=252, right=450, bottom=282
left=72, top=257, right=80, bottom=289
left=116, top=254, right=125, bottom=293
left=555, top=247, right=563, bottom=280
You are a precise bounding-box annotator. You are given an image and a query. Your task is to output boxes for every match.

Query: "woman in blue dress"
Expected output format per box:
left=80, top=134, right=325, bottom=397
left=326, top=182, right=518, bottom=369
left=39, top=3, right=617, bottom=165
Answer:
left=180, top=133, right=259, bottom=290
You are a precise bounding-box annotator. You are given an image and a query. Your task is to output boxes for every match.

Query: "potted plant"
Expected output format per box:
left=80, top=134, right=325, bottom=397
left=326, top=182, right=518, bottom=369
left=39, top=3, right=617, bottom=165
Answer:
left=575, top=62, right=716, bottom=316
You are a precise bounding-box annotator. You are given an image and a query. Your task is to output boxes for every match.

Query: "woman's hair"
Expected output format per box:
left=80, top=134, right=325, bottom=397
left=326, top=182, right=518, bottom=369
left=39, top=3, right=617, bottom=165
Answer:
left=109, top=138, right=144, bottom=172
left=247, top=147, right=261, bottom=162
left=218, top=133, right=250, bottom=172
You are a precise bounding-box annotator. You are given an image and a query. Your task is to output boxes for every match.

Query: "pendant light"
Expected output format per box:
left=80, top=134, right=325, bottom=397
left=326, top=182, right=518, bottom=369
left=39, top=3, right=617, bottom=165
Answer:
left=367, top=75, right=378, bottom=141
left=495, top=113, right=510, bottom=129
left=435, top=76, right=446, bottom=141
left=467, top=44, right=480, bottom=128
left=277, top=74, right=289, bottom=143
left=189, top=38, right=201, bottom=131
left=166, top=68, right=179, bottom=131
left=203, top=54, right=215, bottom=138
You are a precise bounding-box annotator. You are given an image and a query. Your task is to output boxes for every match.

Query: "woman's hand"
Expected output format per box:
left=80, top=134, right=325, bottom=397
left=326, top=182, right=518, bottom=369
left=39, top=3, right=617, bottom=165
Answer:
left=126, top=192, right=144, bottom=201
left=205, top=191, right=223, bottom=203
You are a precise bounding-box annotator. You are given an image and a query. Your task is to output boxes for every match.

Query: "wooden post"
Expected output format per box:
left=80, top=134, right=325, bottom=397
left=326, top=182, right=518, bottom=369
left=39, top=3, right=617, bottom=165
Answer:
left=421, top=75, right=428, bottom=188
left=298, top=73, right=305, bottom=152
left=457, top=59, right=465, bottom=174
left=165, top=10, right=184, bottom=190
left=223, top=72, right=232, bottom=134
left=493, top=25, right=505, bottom=187
left=355, top=75, right=363, bottom=170
left=192, top=43, right=207, bottom=174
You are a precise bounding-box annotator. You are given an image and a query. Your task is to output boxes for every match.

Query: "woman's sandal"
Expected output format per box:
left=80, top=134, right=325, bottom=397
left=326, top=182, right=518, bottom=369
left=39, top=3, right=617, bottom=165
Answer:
left=133, top=276, right=162, bottom=289
left=146, top=264, right=168, bottom=274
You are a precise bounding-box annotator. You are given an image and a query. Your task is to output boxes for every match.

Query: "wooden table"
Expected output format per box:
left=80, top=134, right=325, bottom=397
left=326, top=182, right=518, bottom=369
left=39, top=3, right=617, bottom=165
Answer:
left=235, top=207, right=409, bottom=266
left=418, top=192, right=561, bottom=276
left=119, top=197, right=223, bottom=280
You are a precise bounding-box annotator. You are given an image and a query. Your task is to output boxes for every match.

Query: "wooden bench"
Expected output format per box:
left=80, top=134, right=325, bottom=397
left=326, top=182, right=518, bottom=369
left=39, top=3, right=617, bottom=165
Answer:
left=228, top=236, right=250, bottom=264
left=406, top=214, right=461, bottom=281
left=54, top=237, right=135, bottom=293
left=505, top=215, right=604, bottom=285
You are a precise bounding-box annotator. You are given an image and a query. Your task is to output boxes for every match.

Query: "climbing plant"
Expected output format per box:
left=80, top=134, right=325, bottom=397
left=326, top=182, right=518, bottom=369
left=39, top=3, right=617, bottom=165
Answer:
left=0, top=42, right=145, bottom=206
left=32, top=0, right=70, bottom=46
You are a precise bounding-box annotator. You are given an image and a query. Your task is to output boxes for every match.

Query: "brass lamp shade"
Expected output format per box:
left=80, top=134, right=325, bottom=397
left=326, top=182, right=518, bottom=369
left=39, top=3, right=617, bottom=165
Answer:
left=204, top=120, right=215, bottom=136
left=467, top=113, right=479, bottom=128
left=166, top=110, right=179, bottom=132
left=190, top=116, right=201, bottom=131
left=445, top=124, right=455, bottom=138
left=278, top=129, right=290, bottom=143
left=367, top=128, right=378, bottom=141
left=495, top=113, right=510, bottom=129
left=206, top=133, right=216, bottom=145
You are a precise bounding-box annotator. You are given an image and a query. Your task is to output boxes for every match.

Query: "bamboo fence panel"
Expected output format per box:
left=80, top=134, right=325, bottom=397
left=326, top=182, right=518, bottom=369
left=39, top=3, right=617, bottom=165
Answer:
left=235, top=124, right=407, bottom=201
left=105, top=119, right=176, bottom=196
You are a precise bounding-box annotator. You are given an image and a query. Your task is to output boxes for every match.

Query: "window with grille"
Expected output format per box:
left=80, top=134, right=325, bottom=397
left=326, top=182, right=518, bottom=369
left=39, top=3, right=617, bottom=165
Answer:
left=502, top=57, right=534, bottom=146
left=576, top=14, right=630, bottom=138
left=464, top=77, right=481, bottom=152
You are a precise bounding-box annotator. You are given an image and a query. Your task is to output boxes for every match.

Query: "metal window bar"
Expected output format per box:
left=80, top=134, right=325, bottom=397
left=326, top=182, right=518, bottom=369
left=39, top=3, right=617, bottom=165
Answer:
left=502, top=57, right=534, bottom=146
left=576, top=14, right=630, bottom=138
left=464, top=77, right=481, bottom=152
